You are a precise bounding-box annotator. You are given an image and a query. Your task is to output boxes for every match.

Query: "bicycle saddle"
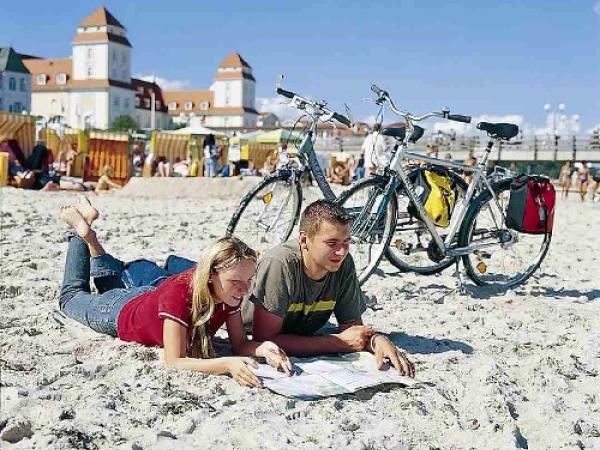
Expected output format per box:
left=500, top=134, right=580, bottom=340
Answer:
left=382, top=125, right=425, bottom=143
left=477, top=122, right=519, bottom=140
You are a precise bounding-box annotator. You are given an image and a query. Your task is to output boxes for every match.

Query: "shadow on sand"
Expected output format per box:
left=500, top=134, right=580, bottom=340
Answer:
left=537, top=287, right=600, bottom=301
left=388, top=332, right=474, bottom=355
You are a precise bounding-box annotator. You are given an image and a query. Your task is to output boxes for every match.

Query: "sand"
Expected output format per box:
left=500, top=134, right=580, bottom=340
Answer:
left=0, top=180, right=599, bottom=450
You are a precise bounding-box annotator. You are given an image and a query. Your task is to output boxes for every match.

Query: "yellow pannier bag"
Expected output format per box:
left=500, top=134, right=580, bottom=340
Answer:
left=412, top=169, right=457, bottom=227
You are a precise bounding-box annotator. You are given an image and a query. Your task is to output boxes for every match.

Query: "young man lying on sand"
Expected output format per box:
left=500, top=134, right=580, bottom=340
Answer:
left=243, top=200, right=415, bottom=377
left=57, top=196, right=291, bottom=387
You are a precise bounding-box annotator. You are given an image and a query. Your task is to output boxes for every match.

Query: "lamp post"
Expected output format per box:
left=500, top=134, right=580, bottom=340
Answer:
left=544, top=103, right=565, bottom=161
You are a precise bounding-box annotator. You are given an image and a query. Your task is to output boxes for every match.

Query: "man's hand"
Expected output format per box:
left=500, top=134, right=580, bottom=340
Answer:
left=256, top=341, right=292, bottom=375
left=372, top=335, right=415, bottom=378
left=335, top=325, right=374, bottom=352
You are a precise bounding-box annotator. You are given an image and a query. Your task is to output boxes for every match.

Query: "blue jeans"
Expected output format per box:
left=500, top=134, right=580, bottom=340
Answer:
left=204, top=158, right=218, bottom=177
left=59, top=236, right=196, bottom=337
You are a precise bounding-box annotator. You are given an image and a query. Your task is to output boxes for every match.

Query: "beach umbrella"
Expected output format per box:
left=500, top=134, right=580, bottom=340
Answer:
left=256, top=129, right=302, bottom=144
left=169, top=125, right=226, bottom=136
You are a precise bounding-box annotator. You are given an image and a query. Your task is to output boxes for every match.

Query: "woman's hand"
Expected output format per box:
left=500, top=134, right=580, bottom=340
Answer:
left=256, top=341, right=292, bottom=375
left=224, top=357, right=261, bottom=387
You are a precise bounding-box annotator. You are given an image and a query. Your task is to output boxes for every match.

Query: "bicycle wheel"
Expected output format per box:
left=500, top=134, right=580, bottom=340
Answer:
left=458, top=178, right=552, bottom=287
left=337, top=176, right=397, bottom=285
left=226, top=174, right=302, bottom=254
left=385, top=170, right=468, bottom=275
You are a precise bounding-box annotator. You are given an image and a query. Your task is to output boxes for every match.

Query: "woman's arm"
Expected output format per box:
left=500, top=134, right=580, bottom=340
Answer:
left=162, top=318, right=230, bottom=374
left=226, top=312, right=292, bottom=374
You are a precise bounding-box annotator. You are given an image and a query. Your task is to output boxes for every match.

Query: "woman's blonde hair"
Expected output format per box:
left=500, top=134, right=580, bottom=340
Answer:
left=188, top=236, right=257, bottom=358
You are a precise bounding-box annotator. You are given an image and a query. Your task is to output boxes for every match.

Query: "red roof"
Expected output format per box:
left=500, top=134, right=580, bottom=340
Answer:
left=79, top=6, right=126, bottom=30
left=219, top=52, right=251, bottom=69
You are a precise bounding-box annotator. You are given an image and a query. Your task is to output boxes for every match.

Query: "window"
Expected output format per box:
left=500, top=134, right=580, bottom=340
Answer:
left=87, top=47, right=93, bottom=59
left=9, top=77, right=17, bottom=90
left=112, top=50, right=116, bottom=62
left=87, top=65, right=93, bottom=78
left=168, top=102, right=177, bottom=110
left=121, top=52, right=126, bottom=64
left=135, top=97, right=141, bottom=107
left=0, top=73, right=3, bottom=88
left=155, top=100, right=161, bottom=109
left=56, top=73, right=67, bottom=85
left=124, top=98, right=130, bottom=109
left=184, top=101, right=193, bottom=110
left=143, top=98, right=150, bottom=108
left=224, top=82, right=231, bottom=106
left=13, top=102, right=22, bottom=113
left=200, top=100, right=209, bottom=110
left=113, top=96, right=120, bottom=108
left=19, top=78, right=26, bottom=91
left=0, top=98, right=3, bottom=110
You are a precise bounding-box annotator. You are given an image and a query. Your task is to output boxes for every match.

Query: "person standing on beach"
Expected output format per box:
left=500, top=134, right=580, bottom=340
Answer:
left=361, top=124, right=387, bottom=175
left=203, top=134, right=220, bottom=177
left=577, top=161, right=590, bottom=202
left=558, top=160, right=573, bottom=198
left=243, top=200, right=415, bottom=377
left=57, top=197, right=291, bottom=387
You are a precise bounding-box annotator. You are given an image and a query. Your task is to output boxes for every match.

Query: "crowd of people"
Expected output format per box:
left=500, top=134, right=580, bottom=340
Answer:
left=559, top=160, right=600, bottom=201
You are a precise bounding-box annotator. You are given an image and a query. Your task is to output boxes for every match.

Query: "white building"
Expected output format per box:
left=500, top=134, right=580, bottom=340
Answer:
left=163, top=52, right=258, bottom=129
left=22, top=6, right=257, bottom=131
left=23, top=6, right=136, bottom=130
left=0, top=47, right=31, bottom=113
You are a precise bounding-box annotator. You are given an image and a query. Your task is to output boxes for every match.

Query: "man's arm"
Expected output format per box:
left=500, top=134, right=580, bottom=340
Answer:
left=253, top=305, right=372, bottom=356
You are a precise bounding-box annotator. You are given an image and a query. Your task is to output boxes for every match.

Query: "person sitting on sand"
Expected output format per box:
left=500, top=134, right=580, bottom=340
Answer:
left=58, top=197, right=291, bottom=387
left=95, top=165, right=122, bottom=193
left=242, top=199, right=415, bottom=377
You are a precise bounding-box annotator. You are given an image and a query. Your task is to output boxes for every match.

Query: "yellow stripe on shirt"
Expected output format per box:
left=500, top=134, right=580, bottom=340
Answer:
left=287, top=300, right=336, bottom=315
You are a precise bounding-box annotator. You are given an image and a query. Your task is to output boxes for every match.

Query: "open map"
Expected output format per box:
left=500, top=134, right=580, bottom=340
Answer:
left=251, top=352, right=418, bottom=400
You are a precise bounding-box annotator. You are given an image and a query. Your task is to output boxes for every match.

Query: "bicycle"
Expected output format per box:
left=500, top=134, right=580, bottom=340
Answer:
left=338, top=85, right=552, bottom=288
left=226, top=80, right=397, bottom=282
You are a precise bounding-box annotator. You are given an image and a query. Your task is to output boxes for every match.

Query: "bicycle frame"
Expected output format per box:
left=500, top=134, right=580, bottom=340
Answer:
left=387, top=138, right=507, bottom=257
left=283, top=120, right=337, bottom=201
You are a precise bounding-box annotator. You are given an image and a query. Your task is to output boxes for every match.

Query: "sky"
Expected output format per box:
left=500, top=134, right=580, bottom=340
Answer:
left=2, top=0, right=599, bottom=133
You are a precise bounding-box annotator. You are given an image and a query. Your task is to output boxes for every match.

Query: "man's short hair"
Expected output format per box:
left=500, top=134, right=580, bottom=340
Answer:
left=373, top=123, right=382, bottom=132
left=299, top=200, right=352, bottom=238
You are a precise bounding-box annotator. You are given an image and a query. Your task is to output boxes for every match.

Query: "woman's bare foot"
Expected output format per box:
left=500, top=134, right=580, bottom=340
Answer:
left=77, top=195, right=99, bottom=225
left=60, top=206, right=92, bottom=239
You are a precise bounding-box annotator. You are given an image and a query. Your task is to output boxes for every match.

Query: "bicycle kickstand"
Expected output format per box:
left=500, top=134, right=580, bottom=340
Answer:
left=453, top=257, right=467, bottom=295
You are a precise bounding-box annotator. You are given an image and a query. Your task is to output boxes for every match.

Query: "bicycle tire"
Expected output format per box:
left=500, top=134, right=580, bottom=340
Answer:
left=458, top=178, right=552, bottom=287
left=337, top=176, right=397, bottom=285
left=226, top=174, right=302, bottom=253
left=385, top=169, right=468, bottom=275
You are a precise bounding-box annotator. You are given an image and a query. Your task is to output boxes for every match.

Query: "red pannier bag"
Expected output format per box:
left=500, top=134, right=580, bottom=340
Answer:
left=505, top=175, right=555, bottom=234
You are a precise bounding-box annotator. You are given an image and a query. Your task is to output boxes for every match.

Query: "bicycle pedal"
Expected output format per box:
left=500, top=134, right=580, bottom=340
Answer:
left=473, top=250, right=491, bottom=260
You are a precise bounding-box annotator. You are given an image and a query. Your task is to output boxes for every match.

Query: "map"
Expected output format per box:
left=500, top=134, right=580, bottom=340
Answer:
left=251, top=352, right=418, bottom=400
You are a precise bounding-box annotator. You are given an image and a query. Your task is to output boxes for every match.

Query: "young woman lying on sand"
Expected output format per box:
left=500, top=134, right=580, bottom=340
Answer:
left=58, top=196, right=291, bottom=387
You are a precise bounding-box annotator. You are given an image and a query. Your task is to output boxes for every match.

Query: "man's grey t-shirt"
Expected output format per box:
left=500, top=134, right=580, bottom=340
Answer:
left=246, top=240, right=366, bottom=335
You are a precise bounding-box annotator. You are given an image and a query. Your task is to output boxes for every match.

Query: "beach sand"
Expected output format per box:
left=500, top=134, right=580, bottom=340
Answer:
left=1, top=179, right=598, bottom=449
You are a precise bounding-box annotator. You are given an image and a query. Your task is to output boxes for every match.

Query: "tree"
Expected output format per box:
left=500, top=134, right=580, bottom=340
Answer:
left=111, top=115, right=138, bottom=132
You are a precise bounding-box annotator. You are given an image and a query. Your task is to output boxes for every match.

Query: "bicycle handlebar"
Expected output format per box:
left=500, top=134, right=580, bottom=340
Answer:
left=447, top=114, right=472, bottom=124
left=276, top=85, right=351, bottom=127
left=332, top=112, right=351, bottom=127
left=371, top=84, right=472, bottom=124
left=276, top=87, right=295, bottom=99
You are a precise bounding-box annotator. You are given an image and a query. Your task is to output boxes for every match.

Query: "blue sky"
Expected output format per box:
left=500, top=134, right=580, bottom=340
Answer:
left=2, top=1, right=599, bottom=132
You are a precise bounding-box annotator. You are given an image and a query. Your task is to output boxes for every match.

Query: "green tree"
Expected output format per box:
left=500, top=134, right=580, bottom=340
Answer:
left=111, top=115, right=138, bottom=132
